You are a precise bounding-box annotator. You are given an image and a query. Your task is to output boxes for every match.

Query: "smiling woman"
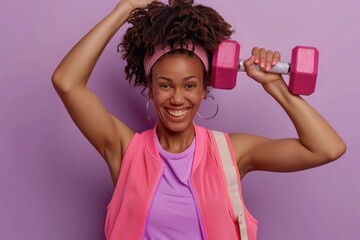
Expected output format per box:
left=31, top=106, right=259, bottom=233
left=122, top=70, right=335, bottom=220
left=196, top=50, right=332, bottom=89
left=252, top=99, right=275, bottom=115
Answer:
left=51, top=0, right=346, bottom=239
left=150, top=52, right=206, bottom=150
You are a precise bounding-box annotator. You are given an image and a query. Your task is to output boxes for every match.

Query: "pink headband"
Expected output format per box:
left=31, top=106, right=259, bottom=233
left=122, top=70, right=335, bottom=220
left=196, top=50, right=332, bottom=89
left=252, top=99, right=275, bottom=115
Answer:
left=143, top=43, right=209, bottom=76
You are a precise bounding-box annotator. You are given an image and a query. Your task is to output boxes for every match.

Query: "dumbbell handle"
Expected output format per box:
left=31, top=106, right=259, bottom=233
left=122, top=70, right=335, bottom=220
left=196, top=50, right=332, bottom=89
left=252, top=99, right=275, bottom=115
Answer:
left=238, top=59, right=290, bottom=75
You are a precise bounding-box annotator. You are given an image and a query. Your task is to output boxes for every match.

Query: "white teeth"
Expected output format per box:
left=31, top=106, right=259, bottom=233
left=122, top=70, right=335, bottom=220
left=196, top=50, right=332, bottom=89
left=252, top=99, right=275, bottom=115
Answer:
left=168, top=109, right=188, bottom=117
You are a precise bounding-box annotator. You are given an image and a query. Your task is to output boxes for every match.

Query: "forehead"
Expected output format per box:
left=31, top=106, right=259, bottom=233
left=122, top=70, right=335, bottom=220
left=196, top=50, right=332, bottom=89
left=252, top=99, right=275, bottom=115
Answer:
left=152, top=52, right=205, bottom=77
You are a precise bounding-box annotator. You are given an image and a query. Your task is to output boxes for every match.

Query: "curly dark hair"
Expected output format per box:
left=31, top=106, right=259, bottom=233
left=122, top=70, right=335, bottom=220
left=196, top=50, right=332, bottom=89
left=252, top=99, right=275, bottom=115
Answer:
left=119, top=0, right=234, bottom=92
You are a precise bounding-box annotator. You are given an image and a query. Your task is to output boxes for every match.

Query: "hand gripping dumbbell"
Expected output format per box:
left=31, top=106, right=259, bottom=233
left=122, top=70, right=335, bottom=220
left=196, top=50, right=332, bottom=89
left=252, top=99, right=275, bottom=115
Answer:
left=211, top=39, right=319, bottom=95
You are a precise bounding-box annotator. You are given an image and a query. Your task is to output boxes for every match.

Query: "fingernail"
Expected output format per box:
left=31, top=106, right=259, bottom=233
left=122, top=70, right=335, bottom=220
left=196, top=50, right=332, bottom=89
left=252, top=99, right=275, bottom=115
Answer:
left=266, top=66, right=270, bottom=71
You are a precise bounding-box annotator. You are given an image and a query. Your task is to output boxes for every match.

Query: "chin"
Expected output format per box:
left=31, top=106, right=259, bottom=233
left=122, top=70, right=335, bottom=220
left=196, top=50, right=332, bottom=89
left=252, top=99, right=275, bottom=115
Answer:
left=159, top=119, right=195, bottom=134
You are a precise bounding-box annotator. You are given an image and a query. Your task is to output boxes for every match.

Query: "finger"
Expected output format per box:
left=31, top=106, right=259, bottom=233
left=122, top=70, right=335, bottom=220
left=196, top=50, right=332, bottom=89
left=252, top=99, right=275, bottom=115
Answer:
left=265, top=50, right=273, bottom=72
left=243, top=55, right=256, bottom=69
left=251, top=47, right=260, bottom=64
left=272, top=51, right=281, bottom=65
left=258, top=48, right=267, bottom=69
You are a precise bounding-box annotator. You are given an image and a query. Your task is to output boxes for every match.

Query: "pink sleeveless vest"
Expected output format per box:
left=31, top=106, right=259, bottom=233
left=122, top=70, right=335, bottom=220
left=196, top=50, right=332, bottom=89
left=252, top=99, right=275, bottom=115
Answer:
left=104, top=125, right=258, bottom=239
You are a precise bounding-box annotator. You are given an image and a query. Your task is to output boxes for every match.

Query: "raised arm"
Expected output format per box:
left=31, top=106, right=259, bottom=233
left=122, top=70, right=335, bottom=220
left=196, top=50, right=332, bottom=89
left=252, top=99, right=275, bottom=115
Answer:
left=230, top=48, right=346, bottom=178
left=51, top=0, right=155, bottom=185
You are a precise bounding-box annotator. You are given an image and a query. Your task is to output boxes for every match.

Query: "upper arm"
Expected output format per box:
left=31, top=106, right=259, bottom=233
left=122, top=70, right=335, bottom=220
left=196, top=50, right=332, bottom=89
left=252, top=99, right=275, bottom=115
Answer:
left=229, top=133, right=332, bottom=178
left=54, top=85, right=134, bottom=172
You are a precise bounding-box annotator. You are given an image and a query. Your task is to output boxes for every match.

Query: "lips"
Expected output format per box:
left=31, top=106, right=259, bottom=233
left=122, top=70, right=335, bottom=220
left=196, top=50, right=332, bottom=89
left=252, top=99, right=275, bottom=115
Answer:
left=166, top=108, right=190, bottom=118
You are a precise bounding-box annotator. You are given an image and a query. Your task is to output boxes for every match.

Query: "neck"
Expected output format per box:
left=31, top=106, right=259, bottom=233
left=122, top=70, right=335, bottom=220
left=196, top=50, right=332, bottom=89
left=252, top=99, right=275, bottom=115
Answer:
left=156, top=123, right=195, bottom=153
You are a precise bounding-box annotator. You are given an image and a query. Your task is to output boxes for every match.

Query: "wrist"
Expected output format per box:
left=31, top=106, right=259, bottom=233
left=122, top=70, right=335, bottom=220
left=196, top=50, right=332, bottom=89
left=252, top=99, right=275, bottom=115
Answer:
left=125, top=0, right=135, bottom=10
left=262, top=78, right=296, bottom=102
left=116, top=0, right=135, bottom=13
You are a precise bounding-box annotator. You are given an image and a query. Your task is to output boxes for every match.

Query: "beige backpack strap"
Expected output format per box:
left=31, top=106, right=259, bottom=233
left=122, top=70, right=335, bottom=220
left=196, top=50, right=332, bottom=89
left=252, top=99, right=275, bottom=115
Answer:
left=212, top=130, right=248, bottom=240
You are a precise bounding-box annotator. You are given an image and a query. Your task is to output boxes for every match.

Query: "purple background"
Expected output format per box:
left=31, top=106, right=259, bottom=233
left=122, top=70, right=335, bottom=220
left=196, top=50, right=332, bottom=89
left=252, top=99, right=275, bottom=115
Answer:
left=1, top=0, right=359, bottom=239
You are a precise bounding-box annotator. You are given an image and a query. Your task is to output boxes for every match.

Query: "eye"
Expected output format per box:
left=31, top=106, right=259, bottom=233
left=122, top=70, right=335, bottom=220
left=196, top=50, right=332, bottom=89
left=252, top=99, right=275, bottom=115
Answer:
left=159, top=83, right=170, bottom=89
left=185, top=83, right=197, bottom=89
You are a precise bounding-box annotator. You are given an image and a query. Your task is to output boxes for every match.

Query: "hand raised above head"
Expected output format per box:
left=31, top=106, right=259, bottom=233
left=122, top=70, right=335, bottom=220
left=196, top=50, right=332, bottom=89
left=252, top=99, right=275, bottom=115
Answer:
left=123, top=0, right=158, bottom=10
left=243, top=47, right=284, bottom=87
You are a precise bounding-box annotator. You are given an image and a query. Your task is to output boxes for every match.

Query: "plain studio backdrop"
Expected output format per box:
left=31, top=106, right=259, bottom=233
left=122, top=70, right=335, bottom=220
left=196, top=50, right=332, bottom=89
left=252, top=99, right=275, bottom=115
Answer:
left=1, top=0, right=359, bottom=239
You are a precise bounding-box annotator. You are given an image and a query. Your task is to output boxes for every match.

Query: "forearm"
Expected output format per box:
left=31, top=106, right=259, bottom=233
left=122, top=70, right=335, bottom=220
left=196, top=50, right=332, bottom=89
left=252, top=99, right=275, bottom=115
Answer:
left=52, top=1, right=133, bottom=91
left=265, top=80, right=346, bottom=160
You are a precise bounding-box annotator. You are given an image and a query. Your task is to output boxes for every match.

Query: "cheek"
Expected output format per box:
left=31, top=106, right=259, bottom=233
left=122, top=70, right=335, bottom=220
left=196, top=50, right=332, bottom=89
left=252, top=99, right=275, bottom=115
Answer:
left=190, top=93, right=204, bottom=107
left=152, top=92, right=168, bottom=107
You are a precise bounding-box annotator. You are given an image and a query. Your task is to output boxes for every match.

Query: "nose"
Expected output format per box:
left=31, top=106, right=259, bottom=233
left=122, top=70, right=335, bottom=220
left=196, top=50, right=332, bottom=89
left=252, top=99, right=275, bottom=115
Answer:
left=170, top=88, right=185, bottom=105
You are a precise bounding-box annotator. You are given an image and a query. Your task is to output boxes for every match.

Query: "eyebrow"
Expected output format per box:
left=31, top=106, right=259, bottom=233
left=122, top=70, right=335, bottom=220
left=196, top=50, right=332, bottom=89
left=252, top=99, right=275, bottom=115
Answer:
left=156, top=75, right=200, bottom=82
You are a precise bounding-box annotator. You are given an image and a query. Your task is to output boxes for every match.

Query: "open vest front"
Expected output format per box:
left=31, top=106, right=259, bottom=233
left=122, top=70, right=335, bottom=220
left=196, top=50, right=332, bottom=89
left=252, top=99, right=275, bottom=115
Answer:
left=104, top=125, right=258, bottom=240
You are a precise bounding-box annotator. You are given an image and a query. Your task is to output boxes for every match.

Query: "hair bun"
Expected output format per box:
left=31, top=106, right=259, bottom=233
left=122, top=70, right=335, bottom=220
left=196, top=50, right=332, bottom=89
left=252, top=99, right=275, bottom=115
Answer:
left=169, top=0, right=194, bottom=7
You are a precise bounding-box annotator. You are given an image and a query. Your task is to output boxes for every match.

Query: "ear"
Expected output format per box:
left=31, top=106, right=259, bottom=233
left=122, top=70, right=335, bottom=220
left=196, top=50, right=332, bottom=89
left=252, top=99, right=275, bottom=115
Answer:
left=202, top=76, right=208, bottom=100
left=201, top=89, right=206, bottom=100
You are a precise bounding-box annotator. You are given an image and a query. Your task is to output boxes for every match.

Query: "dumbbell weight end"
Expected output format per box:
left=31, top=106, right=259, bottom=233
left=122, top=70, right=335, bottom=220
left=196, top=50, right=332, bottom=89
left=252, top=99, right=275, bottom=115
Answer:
left=288, top=46, right=319, bottom=95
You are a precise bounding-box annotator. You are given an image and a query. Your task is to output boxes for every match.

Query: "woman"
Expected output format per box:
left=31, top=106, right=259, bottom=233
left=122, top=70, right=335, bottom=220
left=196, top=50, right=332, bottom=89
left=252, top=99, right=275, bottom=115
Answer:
left=52, top=0, right=346, bottom=239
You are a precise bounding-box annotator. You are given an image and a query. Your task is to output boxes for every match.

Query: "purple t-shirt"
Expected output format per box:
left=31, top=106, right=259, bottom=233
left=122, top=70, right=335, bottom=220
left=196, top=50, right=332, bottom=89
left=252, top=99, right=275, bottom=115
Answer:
left=143, top=137, right=204, bottom=240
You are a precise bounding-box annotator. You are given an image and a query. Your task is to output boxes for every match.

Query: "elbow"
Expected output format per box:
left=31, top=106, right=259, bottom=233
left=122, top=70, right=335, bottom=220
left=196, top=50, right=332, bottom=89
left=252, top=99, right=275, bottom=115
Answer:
left=335, top=140, right=347, bottom=160
left=51, top=70, right=64, bottom=92
left=51, top=70, right=75, bottom=94
left=324, top=140, right=347, bottom=163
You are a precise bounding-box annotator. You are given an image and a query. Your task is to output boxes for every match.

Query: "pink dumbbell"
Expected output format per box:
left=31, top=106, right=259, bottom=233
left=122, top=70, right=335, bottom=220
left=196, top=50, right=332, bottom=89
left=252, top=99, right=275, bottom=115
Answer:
left=211, top=39, right=319, bottom=95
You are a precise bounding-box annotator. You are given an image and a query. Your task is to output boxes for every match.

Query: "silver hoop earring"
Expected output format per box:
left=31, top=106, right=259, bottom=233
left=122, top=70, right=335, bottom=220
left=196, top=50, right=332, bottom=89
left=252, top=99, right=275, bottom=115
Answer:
left=197, top=95, right=219, bottom=119
left=146, top=99, right=155, bottom=122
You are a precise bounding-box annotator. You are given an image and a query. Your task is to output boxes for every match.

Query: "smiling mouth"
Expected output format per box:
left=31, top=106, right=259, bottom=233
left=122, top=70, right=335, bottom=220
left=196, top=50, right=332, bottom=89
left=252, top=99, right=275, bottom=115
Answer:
left=166, top=108, right=190, bottom=117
